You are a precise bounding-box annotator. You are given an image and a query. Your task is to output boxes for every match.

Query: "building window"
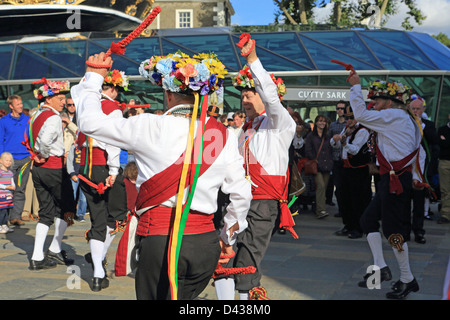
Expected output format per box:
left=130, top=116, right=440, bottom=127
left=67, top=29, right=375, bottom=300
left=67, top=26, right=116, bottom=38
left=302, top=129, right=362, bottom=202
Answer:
left=176, top=9, right=193, bottom=28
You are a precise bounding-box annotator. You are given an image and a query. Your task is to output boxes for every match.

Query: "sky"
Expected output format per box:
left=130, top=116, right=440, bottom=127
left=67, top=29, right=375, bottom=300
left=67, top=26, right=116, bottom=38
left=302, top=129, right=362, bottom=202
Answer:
left=229, top=0, right=450, bottom=37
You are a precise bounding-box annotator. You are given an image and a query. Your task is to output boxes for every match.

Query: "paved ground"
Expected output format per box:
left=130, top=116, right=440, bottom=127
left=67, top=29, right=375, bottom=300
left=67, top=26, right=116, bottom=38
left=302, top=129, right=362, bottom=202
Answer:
left=0, top=201, right=449, bottom=300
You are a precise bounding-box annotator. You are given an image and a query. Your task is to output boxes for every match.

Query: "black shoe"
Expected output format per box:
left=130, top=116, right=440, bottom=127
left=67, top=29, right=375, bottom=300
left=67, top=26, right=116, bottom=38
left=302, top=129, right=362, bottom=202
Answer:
left=414, top=234, right=426, bottom=244
left=278, top=228, right=286, bottom=234
left=326, top=201, right=335, bottom=206
left=358, top=266, right=392, bottom=288
left=91, top=277, right=109, bottom=292
left=424, top=215, right=433, bottom=220
left=386, top=278, right=419, bottom=299
left=47, top=250, right=74, bottom=265
left=334, top=227, right=349, bottom=236
left=348, top=230, right=362, bottom=239
left=29, top=257, right=57, bottom=270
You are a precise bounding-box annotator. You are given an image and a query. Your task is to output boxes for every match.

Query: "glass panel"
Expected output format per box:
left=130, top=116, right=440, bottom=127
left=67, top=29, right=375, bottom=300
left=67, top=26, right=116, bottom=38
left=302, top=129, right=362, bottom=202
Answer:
left=238, top=32, right=315, bottom=69
left=409, top=32, right=450, bottom=70
left=299, top=35, right=379, bottom=70
left=437, top=76, right=450, bottom=127
left=11, top=46, right=78, bottom=79
left=22, top=41, right=87, bottom=77
left=283, top=75, right=318, bottom=87
left=88, top=40, right=140, bottom=76
left=0, top=85, right=9, bottom=110
left=0, top=45, right=13, bottom=80
left=164, top=35, right=241, bottom=72
left=361, top=31, right=435, bottom=68
left=303, top=31, right=382, bottom=69
left=121, top=80, right=165, bottom=112
left=360, top=35, right=434, bottom=70
left=223, top=78, right=242, bottom=114
left=388, top=75, right=441, bottom=122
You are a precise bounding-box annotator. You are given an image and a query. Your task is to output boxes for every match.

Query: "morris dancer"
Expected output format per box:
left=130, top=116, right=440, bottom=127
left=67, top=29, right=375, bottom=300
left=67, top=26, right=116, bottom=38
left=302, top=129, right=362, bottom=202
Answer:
left=214, top=34, right=296, bottom=300
left=72, top=52, right=251, bottom=300
left=28, top=79, right=77, bottom=270
left=77, top=69, right=129, bottom=292
left=330, top=105, right=372, bottom=239
left=348, top=72, right=425, bottom=299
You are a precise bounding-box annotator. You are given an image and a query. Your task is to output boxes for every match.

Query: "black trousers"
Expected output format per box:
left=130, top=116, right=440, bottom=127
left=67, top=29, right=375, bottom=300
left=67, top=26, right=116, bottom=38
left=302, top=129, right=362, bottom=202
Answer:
left=79, top=165, right=127, bottom=242
left=360, top=171, right=413, bottom=241
left=32, top=166, right=76, bottom=227
left=340, top=166, right=372, bottom=232
left=232, top=199, right=280, bottom=292
left=135, top=231, right=221, bottom=300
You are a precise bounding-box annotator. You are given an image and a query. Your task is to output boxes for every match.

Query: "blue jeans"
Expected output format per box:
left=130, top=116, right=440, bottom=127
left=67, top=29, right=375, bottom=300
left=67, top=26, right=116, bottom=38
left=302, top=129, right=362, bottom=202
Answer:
left=71, top=180, right=87, bottom=219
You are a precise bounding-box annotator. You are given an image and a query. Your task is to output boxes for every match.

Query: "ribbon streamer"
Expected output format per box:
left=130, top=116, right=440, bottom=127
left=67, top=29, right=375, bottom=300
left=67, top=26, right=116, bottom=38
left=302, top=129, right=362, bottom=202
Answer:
left=86, top=6, right=162, bottom=68
left=330, top=59, right=355, bottom=82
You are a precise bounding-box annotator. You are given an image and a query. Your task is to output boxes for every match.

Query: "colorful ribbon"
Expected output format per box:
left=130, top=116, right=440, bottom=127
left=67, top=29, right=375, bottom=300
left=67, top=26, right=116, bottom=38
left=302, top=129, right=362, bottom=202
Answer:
left=167, top=93, right=209, bottom=300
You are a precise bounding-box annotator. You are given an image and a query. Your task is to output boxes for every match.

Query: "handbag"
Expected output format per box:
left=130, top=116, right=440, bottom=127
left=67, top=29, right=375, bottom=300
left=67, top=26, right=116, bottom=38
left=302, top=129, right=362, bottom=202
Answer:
left=304, top=137, right=325, bottom=175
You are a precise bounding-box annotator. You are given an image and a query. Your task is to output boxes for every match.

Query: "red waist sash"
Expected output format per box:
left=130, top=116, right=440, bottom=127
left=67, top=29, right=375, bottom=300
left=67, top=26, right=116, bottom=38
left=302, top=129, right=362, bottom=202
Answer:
left=376, top=145, right=416, bottom=195
left=34, top=156, right=64, bottom=169
left=136, top=206, right=215, bottom=236
left=80, top=147, right=107, bottom=166
left=247, top=153, right=298, bottom=239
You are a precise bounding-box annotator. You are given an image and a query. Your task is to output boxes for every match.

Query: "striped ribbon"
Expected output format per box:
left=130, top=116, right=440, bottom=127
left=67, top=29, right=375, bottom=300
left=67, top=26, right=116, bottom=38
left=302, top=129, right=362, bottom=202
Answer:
left=167, top=93, right=209, bottom=300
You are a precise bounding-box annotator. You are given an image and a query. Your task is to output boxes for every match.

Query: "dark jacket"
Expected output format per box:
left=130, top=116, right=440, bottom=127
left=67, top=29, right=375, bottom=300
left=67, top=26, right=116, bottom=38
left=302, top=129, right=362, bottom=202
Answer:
left=438, top=123, right=450, bottom=161
left=305, top=131, right=333, bottom=173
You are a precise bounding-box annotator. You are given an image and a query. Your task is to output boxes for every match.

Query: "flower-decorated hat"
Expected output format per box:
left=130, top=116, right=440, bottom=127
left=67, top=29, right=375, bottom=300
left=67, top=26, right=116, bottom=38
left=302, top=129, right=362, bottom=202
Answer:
left=367, top=80, right=412, bottom=105
left=33, top=78, right=70, bottom=100
left=104, top=69, right=129, bottom=91
left=139, top=50, right=227, bottom=96
left=410, top=94, right=426, bottom=108
left=232, top=65, right=287, bottom=101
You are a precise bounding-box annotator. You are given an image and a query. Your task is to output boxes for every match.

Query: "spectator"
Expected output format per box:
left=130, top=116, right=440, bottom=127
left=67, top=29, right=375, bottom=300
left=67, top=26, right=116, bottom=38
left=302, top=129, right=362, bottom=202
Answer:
left=305, top=115, right=333, bottom=219
left=437, top=113, right=450, bottom=224
left=66, top=144, right=87, bottom=222
left=65, top=97, right=77, bottom=124
left=123, top=161, right=138, bottom=213
left=0, top=95, right=31, bottom=226
left=0, top=152, right=15, bottom=234
left=328, top=101, right=347, bottom=217
left=408, top=95, right=440, bottom=242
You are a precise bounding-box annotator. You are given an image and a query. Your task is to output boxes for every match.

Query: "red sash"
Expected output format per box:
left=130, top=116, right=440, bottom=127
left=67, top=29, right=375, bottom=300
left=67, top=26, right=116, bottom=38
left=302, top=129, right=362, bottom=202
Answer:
left=24, top=109, right=64, bottom=168
left=135, top=117, right=228, bottom=211
left=115, top=117, right=228, bottom=277
left=376, top=145, right=417, bottom=195
left=247, top=151, right=298, bottom=239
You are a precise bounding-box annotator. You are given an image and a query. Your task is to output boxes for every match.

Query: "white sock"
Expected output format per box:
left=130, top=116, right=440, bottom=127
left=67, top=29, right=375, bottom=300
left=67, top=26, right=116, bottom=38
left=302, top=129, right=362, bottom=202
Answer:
left=424, top=198, right=430, bottom=216
left=90, top=239, right=105, bottom=278
left=239, top=292, right=249, bottom=300
left=32, top=223, right=50, bottom=261
left=366, top=232, right=387, bottom=269
left=392, top=242, right=414, bottom=283
left=48, top=218, right=68, bottom=253
left=214, top=278, right=236, bottom=300
left=102, top=226, right=116, bottom=261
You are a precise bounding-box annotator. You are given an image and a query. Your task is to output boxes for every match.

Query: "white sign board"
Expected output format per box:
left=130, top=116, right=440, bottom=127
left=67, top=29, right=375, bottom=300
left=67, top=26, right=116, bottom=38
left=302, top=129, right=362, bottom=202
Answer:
left=285, top=88, right=370, bottom=102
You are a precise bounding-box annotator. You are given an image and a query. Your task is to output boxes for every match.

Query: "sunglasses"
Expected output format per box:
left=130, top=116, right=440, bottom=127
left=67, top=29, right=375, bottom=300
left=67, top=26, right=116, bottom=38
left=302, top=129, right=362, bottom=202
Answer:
left=336, top=107, right=345, bottom=110
left=66, top=104, right=75, bottom=106
left=345, top=116, right=354, bottom=120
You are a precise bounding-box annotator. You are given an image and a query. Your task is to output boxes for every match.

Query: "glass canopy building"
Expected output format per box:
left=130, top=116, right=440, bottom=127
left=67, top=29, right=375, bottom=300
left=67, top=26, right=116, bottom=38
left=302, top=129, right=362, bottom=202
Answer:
left=1, top=27, right=449, bottom=125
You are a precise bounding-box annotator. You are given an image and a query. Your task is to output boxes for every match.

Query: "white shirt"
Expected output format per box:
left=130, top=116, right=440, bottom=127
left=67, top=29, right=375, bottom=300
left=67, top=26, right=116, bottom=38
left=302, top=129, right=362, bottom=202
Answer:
left=330, top=124, right=370, bottom=160
left=349, top=84, right=424, bottom=181
left=76, top=94, right=122, bottom=176
left=245, top=59, right=296, bottom=176
left=71, top=72, right=252, bottom=245
left=32, top=105, right=65, bottom=158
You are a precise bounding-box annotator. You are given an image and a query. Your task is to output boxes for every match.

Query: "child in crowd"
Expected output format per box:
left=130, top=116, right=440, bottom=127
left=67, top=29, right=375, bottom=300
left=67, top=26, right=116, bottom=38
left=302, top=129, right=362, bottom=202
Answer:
left=0, top=152, right=15, bottom=233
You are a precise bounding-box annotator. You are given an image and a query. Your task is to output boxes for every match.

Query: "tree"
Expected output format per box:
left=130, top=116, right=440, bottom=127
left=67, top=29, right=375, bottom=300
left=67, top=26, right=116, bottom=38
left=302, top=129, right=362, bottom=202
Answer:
left=432, top=32, right=450, bottom=48
left=273, top=0, right=317, bottom=25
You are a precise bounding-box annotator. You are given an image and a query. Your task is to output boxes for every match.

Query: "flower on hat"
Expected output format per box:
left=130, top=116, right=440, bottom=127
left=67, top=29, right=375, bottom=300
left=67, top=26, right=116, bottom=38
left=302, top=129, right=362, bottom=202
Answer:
left=33, top=80, right=70, bottom=100
left=232, top=65, right=286, bottom=100
left=367, top=80, right=412, bottom=105
left=139, top=50, right=227, bottom=96
left=104, top=69, right=129, bottom=91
